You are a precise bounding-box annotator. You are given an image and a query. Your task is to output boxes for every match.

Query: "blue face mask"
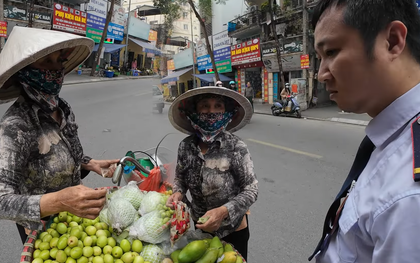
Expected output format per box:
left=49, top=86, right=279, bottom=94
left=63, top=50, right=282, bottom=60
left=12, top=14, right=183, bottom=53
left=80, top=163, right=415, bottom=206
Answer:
left=187, top=112, right=235, bottom=143
left=18, top=67, right=64, bottom=95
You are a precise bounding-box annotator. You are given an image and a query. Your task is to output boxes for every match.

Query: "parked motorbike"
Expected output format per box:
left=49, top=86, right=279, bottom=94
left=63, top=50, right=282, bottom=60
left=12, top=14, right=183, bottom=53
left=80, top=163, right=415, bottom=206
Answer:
left=271, top=94, right=302, bottom=118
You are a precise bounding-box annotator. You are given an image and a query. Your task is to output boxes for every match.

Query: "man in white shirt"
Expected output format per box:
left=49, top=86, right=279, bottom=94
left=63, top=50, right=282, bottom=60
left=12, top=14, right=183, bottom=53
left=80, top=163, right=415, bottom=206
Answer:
left=309, top=0, right=420, bottom=262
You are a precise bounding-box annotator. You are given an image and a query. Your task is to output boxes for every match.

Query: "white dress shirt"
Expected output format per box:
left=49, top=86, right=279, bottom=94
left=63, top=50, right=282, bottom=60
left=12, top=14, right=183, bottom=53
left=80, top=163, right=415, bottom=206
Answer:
left=317, top=83, right=420, bottom=263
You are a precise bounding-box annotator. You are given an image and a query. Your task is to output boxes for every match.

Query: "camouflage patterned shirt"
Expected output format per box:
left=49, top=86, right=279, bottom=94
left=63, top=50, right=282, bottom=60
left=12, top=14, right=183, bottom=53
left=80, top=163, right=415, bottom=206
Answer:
left=0, top=95, right=87, bottom=230
left=173, top=131, right=258, bottom=238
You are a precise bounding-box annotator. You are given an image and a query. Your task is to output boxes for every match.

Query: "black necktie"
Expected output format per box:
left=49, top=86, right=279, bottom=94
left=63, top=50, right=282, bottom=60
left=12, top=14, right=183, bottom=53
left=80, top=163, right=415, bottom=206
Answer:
left=308, top=136, right=375, bottom=261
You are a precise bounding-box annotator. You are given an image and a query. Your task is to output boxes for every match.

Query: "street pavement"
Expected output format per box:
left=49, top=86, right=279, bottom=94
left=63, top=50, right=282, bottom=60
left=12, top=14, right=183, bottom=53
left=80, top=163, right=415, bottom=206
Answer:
left=0, top=78, right=366, bottom=263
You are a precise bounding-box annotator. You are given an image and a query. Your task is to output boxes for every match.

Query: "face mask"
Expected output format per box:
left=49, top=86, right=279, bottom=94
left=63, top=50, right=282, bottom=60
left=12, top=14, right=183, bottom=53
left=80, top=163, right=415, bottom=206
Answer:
left=187, top=112, right=234, bottom=143
left=18, top=68, right=65, bottom=113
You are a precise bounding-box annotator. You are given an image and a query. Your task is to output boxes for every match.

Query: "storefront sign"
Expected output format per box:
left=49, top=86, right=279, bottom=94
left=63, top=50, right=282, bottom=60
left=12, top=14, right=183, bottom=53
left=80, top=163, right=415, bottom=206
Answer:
left=86, top=28, right=102, bottom=42
left=87, top=13, right=105, bottom=30
left=86, top=0, right=107, bottom=18
left=112, top=5, right=126, bottom=26
left=300, top=54, right=310, bottom=69
left=264, top=68, right=269, bottom=103
left=197, top=54, right=212, bottom=71
left=214, top=46, right=232, bottom=73
left=53, top=3, right=87, bottom=35
left=212, top=31, right=230, bottom=50
left=4, top=5, right=51, bottom=22
left=196, top=38, right=209, bottom=58
left=174, top=48, right=193, bottom=69
left=107, top=22, right=124, bottom=41
left=273, top=73, right=279, bottom=99
left=167, top=60, right=175, bottom=71
left=231, top=38, right=261, bottom=66
left=0, top=21, right=7, bottom=37
left=148, top=30, right=157, bottom=41
left=128, top=16, right=150, bottom=41
left=262, top=54, right=302, bottom=72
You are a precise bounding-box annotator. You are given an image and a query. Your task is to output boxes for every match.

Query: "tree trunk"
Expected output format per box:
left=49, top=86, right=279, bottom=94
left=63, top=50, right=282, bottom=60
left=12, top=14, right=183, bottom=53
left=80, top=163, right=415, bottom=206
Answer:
left=187, top=0, right=220, bottom=82
left=90, top=0, right=115, bottom=76
left=269, top=0, right=286, bottom=92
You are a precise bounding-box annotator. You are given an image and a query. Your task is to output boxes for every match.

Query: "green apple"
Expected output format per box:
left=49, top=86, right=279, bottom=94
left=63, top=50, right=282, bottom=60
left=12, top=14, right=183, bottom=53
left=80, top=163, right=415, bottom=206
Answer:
left=92, top=256, right=104, bottom=263
left=39, top=231, right=49, bottom=240
left=78, top=240, right=84, bottom=248
left=107, top=237, right=116, bottom=247
left=102, top=245, right=113, bottom=255
left=96, top=230, right=107, bottom=237
left=45, top=260, right=53, bottom=263
left=43, top=233, right=53, bottom=243
left=50, top=223, right=57, bottom=230
left=91, top=236, right=98, bottom=246
left=131, top=252, right=139, bottom=257
left=120, top=239, right=131, bottom=253
left=50, top=237, right=59, bottom=248
left=35, top=239, right=42, bottom=250
left=69, top=222, right=79, bottom=228
left=67, top=216, right=73, bottom=224
left=33, top=249, right=41, bottom=259
left=67, top=236, right=79, bottom=248
left=104, top=230, right=111, bottom=238
left=121, top=252, right=135, bottom=263
left=64, top=246, right=72, bottom=257
left=131, top=240, right=143, bottom=253
left=94, top=222, right=103, bottom=230
left=93, top=246, right=102, bottom=256
left=32, top=258, right=43, bottom=263
left=100, top=223, right=108, bottom=230
left=57, top=223, right=68, bottom=235
left=96, top=236, right=108, bottom=248
left=51, top=230, right=60, bottom=238
left=115, top=260, right=124, bottom=263
left=80, top=232, right=88, bottom=242
left=111, top=246, right=123, bottom=259
left=58, top=212, right=68, bottom=222
left=72, top=215, right=82, bottom=224
left=70, top=247, right=83, bottom=260
left=65, top=257, right=76, bottom=263
left=82, top=219, right=93, bottom=227
left=50, top=248, right=59, bottom=259
left=56, top=250, right=68, bottom=263
left=83, top=236, right=93, bottom=247
left=103, top=254, right=114, bottom=263
left=133, top=256, right=144, bottom=263
left=40, top=250, right=50, bottom=260
left=85, top=226, right=97, bottom=236
left=57, top=236, right=68, bottom=250
left=70, top=227, right=82, bottom=240
left=39, top=241, right=51, bottom=251
left=54, top=217, right=60, bottom=224
left=77, top=256, right=89, bottom=263
left=82, top=246, right=93, bottom=258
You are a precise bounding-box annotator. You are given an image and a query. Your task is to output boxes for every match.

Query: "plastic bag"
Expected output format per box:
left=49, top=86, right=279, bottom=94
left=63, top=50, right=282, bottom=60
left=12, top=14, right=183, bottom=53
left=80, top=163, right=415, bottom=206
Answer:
left=160, top=229, right=214, bottom=255
left=110, top=181, right=145, bottom=210
left=140, top=244, right=166, bottom=263
left=170, top=201, right=191, bottom=246
left=139, top=191, right=167, bottom=216
left=107, top=197, right=138, bottom=235
left=137, top=166, right=168, bottom=193
left=129, top=210, right=170, bottom=244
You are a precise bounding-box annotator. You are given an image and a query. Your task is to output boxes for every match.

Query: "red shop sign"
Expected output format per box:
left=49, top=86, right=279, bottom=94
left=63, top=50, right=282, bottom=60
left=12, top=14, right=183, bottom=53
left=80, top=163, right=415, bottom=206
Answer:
left=0, top=21, right=7, bottom=38
left=53, top=3, right=87, bottom=35
left=231, top=38, right=261, bottom=66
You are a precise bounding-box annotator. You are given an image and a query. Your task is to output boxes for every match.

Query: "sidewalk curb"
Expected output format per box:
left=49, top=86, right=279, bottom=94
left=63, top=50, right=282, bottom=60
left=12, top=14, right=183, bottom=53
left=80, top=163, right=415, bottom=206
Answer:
left=63, top=75, right=159, bottom=86
left=253, top=110, right=369, bottom=126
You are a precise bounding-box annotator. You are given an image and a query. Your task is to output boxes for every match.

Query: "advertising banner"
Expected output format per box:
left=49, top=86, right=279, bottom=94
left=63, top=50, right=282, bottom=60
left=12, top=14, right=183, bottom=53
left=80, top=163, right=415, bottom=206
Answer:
left=0, top=21, right=7, bottom=37
left=197, top=54, right=212, bottom=71
left=4, top=5, right=51, bottom=22
left=231, top=38, right=261, bottom=66
left=53, top=3, right=87, bottom=35
left=214, top=46, right=231, bottom=73
left=107, top=22, right=124, bottom=41
left=148, top=30, right=157, bottom=41
left=300, top=54, right=310, bottom=69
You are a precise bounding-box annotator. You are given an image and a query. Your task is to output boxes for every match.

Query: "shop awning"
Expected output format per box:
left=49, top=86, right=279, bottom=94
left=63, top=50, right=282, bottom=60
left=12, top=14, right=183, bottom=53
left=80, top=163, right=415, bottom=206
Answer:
left=136, top=5, right=162, bottom=16
left=93, top=44, right=126, bottom=53
left=161, top=67, right=192, bottom=84
left=129, top=37, right=161, bottom=55
left=193, top=73, right=233, bottom=83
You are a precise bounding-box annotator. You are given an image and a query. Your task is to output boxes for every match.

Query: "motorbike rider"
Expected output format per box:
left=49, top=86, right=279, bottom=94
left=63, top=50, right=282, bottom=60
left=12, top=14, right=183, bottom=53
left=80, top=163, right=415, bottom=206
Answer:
left=280, top=83, right=292, bottom=111
left=229, top=81, right=237, bottom=91
left=216, top=80, right=224, bottom=87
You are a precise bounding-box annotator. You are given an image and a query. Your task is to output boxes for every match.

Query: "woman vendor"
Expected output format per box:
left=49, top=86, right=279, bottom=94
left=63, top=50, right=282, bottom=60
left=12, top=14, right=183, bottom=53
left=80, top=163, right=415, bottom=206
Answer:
left=0, top=27, right=118, bottom=243
left=166, top=86, right=258, bottom=260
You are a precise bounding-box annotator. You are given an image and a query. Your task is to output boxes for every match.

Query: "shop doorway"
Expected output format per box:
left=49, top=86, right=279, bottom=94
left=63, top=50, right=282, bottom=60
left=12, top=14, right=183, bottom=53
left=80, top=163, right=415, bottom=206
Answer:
left=245, top=68, right=262, bottom=98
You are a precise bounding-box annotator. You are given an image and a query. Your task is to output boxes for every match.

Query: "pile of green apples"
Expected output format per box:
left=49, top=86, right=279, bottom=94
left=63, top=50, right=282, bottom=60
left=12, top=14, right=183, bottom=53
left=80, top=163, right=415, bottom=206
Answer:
left=31, top=211, right=148, bottom=263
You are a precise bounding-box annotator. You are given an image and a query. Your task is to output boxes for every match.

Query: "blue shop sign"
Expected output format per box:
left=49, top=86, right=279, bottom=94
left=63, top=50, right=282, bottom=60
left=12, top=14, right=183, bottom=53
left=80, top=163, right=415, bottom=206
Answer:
left=107, top=23, right=124, bottom=41
left=87, top=13, right=106, bottom=30
left=197, top=54, right=213, bottom=71
left=214, top=46, right=231, bottom=62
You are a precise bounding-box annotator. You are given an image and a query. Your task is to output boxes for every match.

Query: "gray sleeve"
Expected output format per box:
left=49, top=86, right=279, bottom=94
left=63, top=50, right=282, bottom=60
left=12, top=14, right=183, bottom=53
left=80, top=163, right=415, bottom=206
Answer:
left=173, top=141, right=189, bottom=195
left=224, top=139, right=258, bottom=226
left=0, top=118, right=42, bottom=224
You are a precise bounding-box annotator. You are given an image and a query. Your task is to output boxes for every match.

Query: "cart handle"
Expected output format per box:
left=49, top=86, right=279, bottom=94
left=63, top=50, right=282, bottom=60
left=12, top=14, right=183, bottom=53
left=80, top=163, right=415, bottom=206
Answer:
left=112, top=156, right=150, bottom=185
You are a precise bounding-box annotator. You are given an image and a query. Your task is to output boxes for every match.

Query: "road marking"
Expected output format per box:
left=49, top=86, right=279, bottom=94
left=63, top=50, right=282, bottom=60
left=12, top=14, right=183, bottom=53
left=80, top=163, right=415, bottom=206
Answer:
left=247, top=138, right=323, bottom=159
left=135, top=92, right=152, bottom=96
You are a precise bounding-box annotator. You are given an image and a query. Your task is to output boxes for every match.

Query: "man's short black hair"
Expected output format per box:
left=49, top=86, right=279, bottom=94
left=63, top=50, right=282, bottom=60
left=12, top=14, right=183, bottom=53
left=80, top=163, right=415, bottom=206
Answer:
left=312, top=0, right=420, bottom=64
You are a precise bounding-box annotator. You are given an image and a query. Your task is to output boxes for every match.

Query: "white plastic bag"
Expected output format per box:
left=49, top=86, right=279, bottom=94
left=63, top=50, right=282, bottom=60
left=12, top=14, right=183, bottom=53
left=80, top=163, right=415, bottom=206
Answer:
left=129, top=210, right=170, bottom=244
left=139, top=191, right=167, bottom=216
left=110, top=181, right=145, bottom=210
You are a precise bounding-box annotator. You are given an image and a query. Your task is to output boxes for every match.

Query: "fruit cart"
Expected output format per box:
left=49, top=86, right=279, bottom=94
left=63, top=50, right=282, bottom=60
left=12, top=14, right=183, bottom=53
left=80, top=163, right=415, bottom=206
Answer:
left=20, top=134, right=247, bottom=263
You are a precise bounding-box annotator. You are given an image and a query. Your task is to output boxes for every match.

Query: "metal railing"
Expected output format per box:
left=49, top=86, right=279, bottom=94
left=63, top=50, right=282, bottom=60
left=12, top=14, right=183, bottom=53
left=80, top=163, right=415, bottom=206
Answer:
left=227, top=10, right=262, bottom=34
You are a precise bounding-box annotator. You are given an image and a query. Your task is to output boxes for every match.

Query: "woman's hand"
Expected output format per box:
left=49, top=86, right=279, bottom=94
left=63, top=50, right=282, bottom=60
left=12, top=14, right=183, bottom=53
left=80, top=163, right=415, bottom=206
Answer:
left=166, top=192, right=183, bottom=209
left=83, top=159, right=119, bottom=177
left=40, top=185, right=107, bottom=219
left=195, top=206, right=229, bottom=233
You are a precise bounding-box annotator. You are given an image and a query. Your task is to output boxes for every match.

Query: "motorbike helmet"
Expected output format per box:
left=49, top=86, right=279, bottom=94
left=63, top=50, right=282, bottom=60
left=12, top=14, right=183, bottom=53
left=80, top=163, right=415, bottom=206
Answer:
left=216, top=80, right=223, bottom=87
left=229, top=81, right=235, bottom=85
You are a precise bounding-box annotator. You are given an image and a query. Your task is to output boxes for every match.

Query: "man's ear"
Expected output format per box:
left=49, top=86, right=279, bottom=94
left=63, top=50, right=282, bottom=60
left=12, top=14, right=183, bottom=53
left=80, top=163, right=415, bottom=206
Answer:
left=385, top=21, right=407, bottom=60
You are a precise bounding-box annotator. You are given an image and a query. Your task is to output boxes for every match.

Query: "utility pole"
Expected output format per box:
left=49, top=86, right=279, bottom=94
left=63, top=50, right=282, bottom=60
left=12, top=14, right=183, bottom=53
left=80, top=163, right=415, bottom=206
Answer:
left=302, top=0, right=309, bottom=106
left=28, top=0, right=34, bottom=28
left=0, top=0, right=5, bottom=52
left=190, top=7, right=196, bottom=88
left=123, top=0, right=131, bottom=69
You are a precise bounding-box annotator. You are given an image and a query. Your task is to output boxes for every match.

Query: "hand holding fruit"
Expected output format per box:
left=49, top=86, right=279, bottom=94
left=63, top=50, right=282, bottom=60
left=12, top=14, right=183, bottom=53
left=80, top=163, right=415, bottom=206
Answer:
left=166, top=192, right=183, bottom=209
left=40, top=185, right=107, bottom=219
left=195, top=206, right=229, bottom=233
left=83, top=159, right=120, bottom=177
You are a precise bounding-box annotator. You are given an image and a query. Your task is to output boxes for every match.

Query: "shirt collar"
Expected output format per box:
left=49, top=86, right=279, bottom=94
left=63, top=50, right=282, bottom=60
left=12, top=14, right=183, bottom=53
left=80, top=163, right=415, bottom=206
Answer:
left=366, top=82, right=420, bottom=147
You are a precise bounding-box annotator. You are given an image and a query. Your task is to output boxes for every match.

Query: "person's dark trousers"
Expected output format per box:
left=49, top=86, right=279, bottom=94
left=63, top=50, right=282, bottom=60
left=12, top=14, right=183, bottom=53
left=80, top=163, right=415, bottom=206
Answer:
left=222, top=222, right=250, bottom=261
left=17, top=223, right=28, bottom=244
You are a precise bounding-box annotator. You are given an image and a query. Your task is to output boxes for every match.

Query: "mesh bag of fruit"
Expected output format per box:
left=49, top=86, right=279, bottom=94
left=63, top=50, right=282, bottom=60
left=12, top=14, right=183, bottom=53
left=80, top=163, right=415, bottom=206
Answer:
left=129, top=210, right=170, bottom=244
left=140, top=244, right=166, bottom=263
left=138, top=191, right=167, bottom=216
